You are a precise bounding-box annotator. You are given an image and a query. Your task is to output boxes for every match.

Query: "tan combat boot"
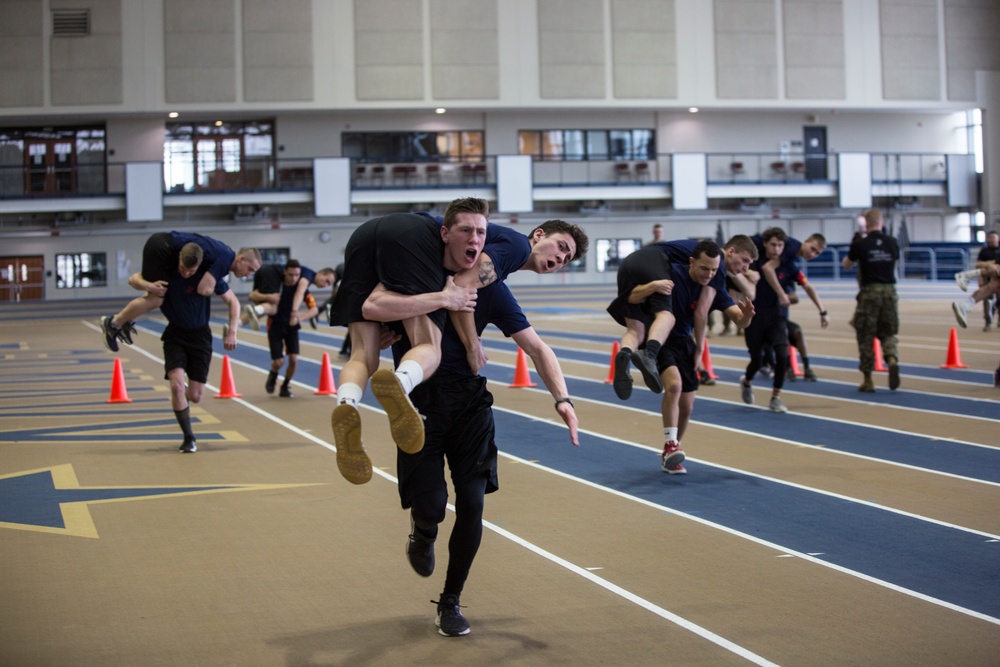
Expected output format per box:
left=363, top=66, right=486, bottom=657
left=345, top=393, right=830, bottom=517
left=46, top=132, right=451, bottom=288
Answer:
left=858, top=372, right=875, bottom=393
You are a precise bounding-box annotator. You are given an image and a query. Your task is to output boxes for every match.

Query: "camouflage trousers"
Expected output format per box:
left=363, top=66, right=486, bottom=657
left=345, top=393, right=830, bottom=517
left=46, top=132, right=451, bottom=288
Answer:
left=853, top=283, right=899, bottom=373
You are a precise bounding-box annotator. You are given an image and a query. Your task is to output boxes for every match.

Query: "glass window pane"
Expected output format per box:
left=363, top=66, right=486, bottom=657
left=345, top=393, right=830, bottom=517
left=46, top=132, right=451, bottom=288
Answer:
left=564, top=130, right=585, bottom=160
left=633, top=130, right=654, bottom=159
left=609, top=131, right=632, bottom=160
left=461, top=131, right=483, bottom=160
left=541, top=130, right=563, bottom=160
left=587, top=131, right=609, bottom=160
left=518, top=131, right=541, bottom=157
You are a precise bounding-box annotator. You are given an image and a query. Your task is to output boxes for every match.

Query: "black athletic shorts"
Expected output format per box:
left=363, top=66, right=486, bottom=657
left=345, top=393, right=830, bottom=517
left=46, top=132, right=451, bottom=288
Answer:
left=606, top=245, right=673, bottom=329
left=397, top=374, right=498, bottom=510
left=141, top=232, right=175, bottom=284
left=161, top=323, right=213, bottom=384
left=330, top=213, right=447, bottom=329
left=267, top=321, right=300, bottom=360
left=656, top=335, right=699, bottom=393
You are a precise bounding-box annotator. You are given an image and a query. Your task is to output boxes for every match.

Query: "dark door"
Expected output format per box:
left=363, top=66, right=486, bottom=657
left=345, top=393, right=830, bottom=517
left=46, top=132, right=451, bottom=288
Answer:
left=25, top=139, right=76, bottom=194
left=0, top=256, right=45, bottom=302
left=803, top=126, right=827, bottom=181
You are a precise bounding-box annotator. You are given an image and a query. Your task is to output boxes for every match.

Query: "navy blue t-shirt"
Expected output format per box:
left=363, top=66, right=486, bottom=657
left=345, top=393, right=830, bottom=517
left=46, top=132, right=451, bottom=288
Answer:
left=160, top=271, right=212, bottom=330
left=171, top=231, right=234, bottom=295
left=666, top=262, right=735, bottom=341
left=653, top=239, right=728, bottom=292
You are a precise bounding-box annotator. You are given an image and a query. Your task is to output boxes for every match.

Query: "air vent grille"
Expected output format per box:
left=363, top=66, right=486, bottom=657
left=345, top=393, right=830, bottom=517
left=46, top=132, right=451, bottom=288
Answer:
left=52, top=9, right=90, bottom=37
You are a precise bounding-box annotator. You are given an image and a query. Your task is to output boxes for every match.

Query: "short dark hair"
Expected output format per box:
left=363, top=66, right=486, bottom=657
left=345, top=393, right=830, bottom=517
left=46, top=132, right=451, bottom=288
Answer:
left=443, top=197, right=489, bottom=228
left=530, top=219, right=590, bottom=261
left=285, top=259, right=301, bottom=270
left=762, top=227, right=787, bottom=243
left=692, top=239, right=721, bottom=260
left=724, top=234, right=758, bottom=260
left=179, top=242, right=203, bottom=269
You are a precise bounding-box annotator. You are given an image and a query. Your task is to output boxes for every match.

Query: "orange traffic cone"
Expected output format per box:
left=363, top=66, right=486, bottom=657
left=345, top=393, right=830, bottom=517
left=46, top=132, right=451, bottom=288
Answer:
left=603, top=341, right=620, bottom=384
left=873, top=338, right=888, bottom=372
left=940, top=327, right=968, bottom=369
left=214, top=355, right=243, bottom=398
left=314, top=352, right=338, bottom=395
left=788, top=345, right=803, bottom=377
left=508, top=347, right=537, bottom=388
left=701, top=341, right=719, bottom=380
left=106, top=357, right=132, bottom=404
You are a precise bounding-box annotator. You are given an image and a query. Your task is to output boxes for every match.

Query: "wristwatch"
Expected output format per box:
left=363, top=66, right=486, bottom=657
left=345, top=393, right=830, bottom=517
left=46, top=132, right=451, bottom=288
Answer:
left=554, top=397, right=574, bottom=409
left=819, top=310, right=828, bottom=317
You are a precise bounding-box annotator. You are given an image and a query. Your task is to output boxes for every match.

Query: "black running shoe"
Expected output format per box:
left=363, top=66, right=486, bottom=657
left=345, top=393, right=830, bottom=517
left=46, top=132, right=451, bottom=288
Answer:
left=179, top=438, right=197, bottom=453
left=406, top=517, right=436, bottom=577
left=697, top=369, right=716, bottom=386
left=994, top=366, right=1000, bottom=389
left=612, top=349, right=632, bottom=400
left=434, top=594, right=470, bottom=637
left=100, top=315, right=120, bottom=352
left=308, top=316, right=318, bottom=330
left=118, top=321, right=137, bottom=345
left=265, top=371, right=278, bottom=394
left=631, top=349, right=663, bottom=393
left=279, top=385, right=294, bottom=398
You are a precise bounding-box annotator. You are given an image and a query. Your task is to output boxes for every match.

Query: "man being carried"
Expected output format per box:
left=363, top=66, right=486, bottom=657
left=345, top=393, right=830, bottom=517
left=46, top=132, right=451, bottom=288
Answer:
left=242, top=264, right=337, bottom=331
left=100, top=231, right=260, bottom=352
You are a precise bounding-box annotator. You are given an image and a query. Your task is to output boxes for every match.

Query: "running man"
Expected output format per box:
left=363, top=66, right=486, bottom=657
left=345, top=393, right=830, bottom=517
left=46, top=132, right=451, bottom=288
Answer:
left=100, top=231, right=260, bottom=352
left=263, top=260, right=320, bottom=398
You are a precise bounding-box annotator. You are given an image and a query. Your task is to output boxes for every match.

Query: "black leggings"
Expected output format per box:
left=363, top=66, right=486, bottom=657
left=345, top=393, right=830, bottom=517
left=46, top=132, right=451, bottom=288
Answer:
left=411, top=475, right=489, bottom=597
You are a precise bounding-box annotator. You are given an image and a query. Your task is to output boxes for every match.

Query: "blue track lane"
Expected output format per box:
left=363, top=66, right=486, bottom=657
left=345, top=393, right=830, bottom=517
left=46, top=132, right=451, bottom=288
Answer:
left=132, top=318, right=1000, bottom=621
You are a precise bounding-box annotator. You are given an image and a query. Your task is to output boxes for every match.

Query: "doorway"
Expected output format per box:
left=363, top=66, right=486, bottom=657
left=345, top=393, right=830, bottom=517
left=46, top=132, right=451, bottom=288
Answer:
left=0, top=256, right=45, bottom=302
left=803, top=126, right=827, bottom=181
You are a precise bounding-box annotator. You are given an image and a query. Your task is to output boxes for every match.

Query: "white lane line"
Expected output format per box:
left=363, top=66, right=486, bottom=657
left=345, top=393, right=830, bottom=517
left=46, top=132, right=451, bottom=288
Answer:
left=94, top=324, right=780, bottom=665
left=489, top=423, right=1000, bottom=629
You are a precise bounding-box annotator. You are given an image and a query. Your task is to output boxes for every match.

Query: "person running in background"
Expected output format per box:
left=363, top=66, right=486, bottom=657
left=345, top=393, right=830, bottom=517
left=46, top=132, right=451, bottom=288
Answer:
left=952, top=230, right=999, bottom=331
left=843, top=208, right=901, bottom=392
left=607, top=235, right=757, bottom=399
left=264, top=260, right=320, bottom=398
left=157, top=246, right=243, bottom=453
left=653, top=240, right=754, bottom=474
left=101, top=231, right=260, bottom=352
left=242, top=264, right=336, bottom=331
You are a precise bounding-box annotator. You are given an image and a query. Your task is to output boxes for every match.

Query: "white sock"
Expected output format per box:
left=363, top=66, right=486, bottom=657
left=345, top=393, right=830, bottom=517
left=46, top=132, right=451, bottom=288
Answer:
left=964, top=296, right=975, bottom=307
left=253, top=304, right=265, bottom=315
left=395, top=360, right=424, bottom=394
left=663, top=427, right=678, bottom=442
left=338, top=382, right=363, bottom=406
left=959, top=269, right=981, bottom=280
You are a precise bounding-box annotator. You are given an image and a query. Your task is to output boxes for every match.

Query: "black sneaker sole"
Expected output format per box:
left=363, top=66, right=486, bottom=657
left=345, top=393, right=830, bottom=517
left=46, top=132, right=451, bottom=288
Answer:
left=888, top=363, right=900, bottom=390
left=631, top=350, right=663, bottom=394
left=612, top=350, right=632, bottom=400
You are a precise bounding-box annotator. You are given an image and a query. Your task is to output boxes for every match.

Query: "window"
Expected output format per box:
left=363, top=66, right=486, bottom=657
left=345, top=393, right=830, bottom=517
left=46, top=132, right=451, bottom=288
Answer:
left=164, top=121, right=274, bottom=192
left=596, top=238, right=641, bottom=273
left=0, top=126, right=106, bottom=197
left=518, top=129, right=655, bottom=161
left=56, top=253, right=106, bottom=288
left=342, top=131, right=484, bottom=163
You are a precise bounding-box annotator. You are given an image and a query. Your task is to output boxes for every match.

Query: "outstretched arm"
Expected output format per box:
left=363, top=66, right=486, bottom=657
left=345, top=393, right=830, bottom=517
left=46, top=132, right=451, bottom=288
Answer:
left=511, top=326, right=579, bottom=446
left=219, top=290, right=240, bottom=350
left=800, top=282, right=830, bottom=328
left=725, top=297, right=755, bottom=329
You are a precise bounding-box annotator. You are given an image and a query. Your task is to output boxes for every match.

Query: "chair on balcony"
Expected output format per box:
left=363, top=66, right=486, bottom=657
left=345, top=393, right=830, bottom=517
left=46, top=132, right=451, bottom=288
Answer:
left=634, top=162, right=650, bottom=182
left=354, top=165, right=367, bottom=186
left=790, top=162, right=805, bottom=179
left=729, top=162, right=745, bottom=180
left=425, top=164, right=441, bottom=185
left=392, top=165, right=417, bottom=186
left=472, top=163, right=487, bottom=183
left=614, top=162, right=632, bottom=183
left=369, top=165, right=385, bottom=186
left=460, top=163, right=476, bottom=184
left=769, top=161, right=787, bottom=179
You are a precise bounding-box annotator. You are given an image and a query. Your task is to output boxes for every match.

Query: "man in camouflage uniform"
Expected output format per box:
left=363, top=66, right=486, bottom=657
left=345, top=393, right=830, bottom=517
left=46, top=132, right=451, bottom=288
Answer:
left=843, top=208, right=901, bottom=392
